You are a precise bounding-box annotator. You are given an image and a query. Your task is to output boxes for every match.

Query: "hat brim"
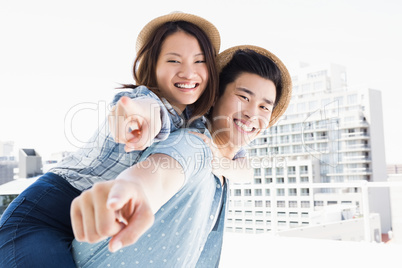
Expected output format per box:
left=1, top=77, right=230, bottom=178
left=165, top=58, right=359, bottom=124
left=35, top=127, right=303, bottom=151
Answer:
left=136, top=12, right=220, bottom=54
left=217, top=45, right=292, bottom=127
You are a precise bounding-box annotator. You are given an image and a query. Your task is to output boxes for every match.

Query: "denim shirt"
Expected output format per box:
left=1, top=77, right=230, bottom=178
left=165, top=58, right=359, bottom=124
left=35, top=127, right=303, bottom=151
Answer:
left=49, top=86, right=185, bottom=191
left=71, top=128, right=229, bottom=268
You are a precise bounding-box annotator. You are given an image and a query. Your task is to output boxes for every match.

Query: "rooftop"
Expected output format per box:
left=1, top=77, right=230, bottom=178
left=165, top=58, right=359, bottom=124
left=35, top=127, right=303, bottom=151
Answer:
left=220, top=233, right=402, bottom=268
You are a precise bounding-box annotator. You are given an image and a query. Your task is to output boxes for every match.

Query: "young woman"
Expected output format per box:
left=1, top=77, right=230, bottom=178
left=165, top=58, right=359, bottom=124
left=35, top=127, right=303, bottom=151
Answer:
left=69, top=45, right=292, bottom=267
left=0, top=12, right=220, bottom=267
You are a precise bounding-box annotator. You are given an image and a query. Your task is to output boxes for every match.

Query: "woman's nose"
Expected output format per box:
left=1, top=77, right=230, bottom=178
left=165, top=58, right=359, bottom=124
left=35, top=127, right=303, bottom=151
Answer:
left=178, top=63, right=195, bottom=79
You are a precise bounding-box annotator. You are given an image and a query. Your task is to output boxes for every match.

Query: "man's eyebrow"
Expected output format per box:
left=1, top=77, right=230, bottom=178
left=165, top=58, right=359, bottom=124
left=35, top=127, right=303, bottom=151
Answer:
left=237, top=87, right=275, bottom=106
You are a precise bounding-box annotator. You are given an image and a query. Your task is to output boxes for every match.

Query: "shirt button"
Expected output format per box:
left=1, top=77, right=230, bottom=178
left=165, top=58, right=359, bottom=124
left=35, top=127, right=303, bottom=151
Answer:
left=210, top=215, right=214, bottom=220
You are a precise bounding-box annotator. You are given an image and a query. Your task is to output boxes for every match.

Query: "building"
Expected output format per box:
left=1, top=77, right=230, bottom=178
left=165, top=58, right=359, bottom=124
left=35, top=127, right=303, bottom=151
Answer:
left=0, top=141, right=17, bottom=185
left=0, top=156, right=18, bottom=185
left=18, top=148, right=43, bottom=179
left=387, top=164, right=402, bottom=175
left=226, top=63, right=391, bottom=237
left=0, top=141, right=14, bottom=157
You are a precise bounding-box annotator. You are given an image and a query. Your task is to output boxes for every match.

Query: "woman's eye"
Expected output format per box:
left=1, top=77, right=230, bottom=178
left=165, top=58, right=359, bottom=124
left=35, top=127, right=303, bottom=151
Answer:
left=167, top=60, right=180, bottom=63
left=195, top=60, right=206, bottom=63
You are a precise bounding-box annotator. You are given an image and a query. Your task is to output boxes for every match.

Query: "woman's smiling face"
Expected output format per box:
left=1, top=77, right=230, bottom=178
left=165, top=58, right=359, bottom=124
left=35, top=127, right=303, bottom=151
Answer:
left=211, top=72, right=276, bottom=149
left=155, top=31, right=208, bottom=113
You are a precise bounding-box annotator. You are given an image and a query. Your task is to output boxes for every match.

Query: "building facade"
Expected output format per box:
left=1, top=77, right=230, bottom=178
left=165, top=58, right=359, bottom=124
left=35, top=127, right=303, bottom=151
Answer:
left=226, top=63, right=391, bottom=235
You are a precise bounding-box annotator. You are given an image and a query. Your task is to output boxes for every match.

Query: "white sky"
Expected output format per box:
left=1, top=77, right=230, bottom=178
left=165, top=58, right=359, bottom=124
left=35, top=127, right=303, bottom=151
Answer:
left=0, top=0, right=401, bottom=163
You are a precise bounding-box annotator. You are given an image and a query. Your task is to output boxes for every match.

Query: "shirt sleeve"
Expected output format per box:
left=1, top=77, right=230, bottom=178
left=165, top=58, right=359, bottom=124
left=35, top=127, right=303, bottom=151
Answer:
left=138, top=128, right=213, bottom=184
left=110, top=86, right=181, bottom=142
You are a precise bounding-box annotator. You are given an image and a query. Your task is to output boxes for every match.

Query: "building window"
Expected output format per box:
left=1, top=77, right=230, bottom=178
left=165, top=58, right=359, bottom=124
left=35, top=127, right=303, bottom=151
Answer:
left=265, top=168, right=272, bottom=175
left=288, top=177, right=296, bottom=183
left=245, top=228, right=254, bottom=234
left=265, top=189, right=271, bottom=196
left=314, top=201, right=324, bottom=206
left=288, top=166, right=296, bottom=175
left=293, top=145, right=302, bottom=153
left=255, top=211, right=263, bottom=216
left=278, top=221, right=287, bottom=226
left=254, top=178, right=262, bottom=184
left=244, top=189, right=252, bottom=196
left=234, top=189, right=241, bottom=196
left=289, top=201, right=298, bottom=208
left=266, top=200, right=271, bottom=208
left=292, top=134, right=302, bottom=143
left=290, top=221, right=299, bottom=228
left=276, top=167, right=284, bottom=175
left=301, top=188, right=310, bottom=196
left=276, top=177, right=284, bottom=184
left=292, top=123, right=302, bottom=132
left=254, top=168, right=261, bottom=176
left=255, top=200, right=263, bottom=207
left=256, top=220, right=264, bottom=226
left=288, top=188, right=297, bottom=196
left=259, top=148, right=268, bottom=155
left=235, top=219, right=243, bottom=225
left=300, top=165, right=308, bottom=175
left=300, top=177, right=309, bottom=183
left=265, top=178, right=273, bottom=184
left=277, top=189, right=285, bottom=196
left=245, top=200, right=253, bottom=207
left=277, top=201, right=286, bottom=208
left=289, top=212, right=298, bottom=218
left=301, top=201, right=310, bottom=208
left=277, top=212, right=286, bottom=217
left=254, top=189, right=262, bottom=196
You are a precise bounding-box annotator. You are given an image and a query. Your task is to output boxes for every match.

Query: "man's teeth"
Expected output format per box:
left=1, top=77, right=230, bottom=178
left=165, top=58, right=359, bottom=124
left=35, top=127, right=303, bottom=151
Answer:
left=176, top=83, right=197, bottom=89
left=235, top=120, right=254, bottom=132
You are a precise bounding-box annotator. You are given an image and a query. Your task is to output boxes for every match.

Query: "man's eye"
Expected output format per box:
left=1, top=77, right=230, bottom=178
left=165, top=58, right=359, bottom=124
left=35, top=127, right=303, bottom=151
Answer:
left=239, top=95, right=249, bottom=101
left=261, top=105, right=272, bottom=112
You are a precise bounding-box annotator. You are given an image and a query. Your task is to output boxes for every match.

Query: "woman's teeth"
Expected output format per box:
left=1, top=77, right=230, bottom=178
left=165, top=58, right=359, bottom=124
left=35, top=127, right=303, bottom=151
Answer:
left=235, top=120, right=254, bottom=132
left=175, top=83, right=197, bottom=89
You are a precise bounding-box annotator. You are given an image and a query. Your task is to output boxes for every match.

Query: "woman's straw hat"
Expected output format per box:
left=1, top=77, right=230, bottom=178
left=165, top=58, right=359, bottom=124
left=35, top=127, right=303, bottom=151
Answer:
left=217, top=45, right=292, bottom=127
left=136, top=12, right=221, bottom=54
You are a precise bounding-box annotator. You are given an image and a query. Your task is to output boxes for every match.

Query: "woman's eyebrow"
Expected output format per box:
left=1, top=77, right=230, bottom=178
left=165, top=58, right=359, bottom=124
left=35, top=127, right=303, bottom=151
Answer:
left=163, top=52, right=204, bottom=57
left=237, top=87, right=275, bottom=106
